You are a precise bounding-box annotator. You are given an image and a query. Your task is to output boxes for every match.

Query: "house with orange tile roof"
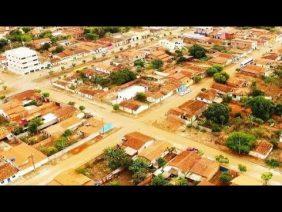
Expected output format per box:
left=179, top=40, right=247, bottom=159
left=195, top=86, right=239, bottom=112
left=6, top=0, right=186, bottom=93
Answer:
left=138, top=140, right=172, bottom=168
left=122, top=131, right=155, bottom=156
left=196, top=89, right=222, bottom=104
left=211, top=82, right=235, bottom=96
left=0, top=127, right=13, bottom=141
left=0, top=142, right=47, bottom=171
left=249, top=140, right=273, bottom=160
left=240, top=64, right=266, bottom=77
left=77, top=88, right=106, bottom=101
left=187, top=157, right=220, bottom=182
left=43, top=115, right=85, bottom=138
left=161, top=150, right=201, bottom=178
left=0, top=159, right=19, bottom=185
left=119, top=100, right=149, bottom=115
left=167, top=100, right=208, bottom=125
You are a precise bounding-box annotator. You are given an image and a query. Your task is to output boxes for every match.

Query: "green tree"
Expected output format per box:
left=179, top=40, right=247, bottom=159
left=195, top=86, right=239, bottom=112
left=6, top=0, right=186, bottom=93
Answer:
left=249, top=89, right=265, bottom=97
left=42, top=92, right=50, bottom=98
left=265, top=159, right=280, bottom=168
left=206, top=67, right=219, bottom=77
left=206, top=65, right=223, bottom=76
left=68, top=101, right=75, bottom=106
left=27, top=117, right=43, bottom=134
left=12, top=126, right=24, bottom=135
left=132, top=171, right=148, bottom=184
left=113, top=104, right=119, bottom=111
left=151, top=174, right=170, bottom=186
left=62, top=129, right=72, bottom=137
left=238, top=164, right=247, bottom=172
left=203, top=103, right=230, bottom=125
left=261, top=172, right=273, bottom=185
left=128, top=157, right=150, bottom=174
left=40, top=146, right=58, bottom=156
left=226, top=131, right=256, bottom=154
left=85, top=32, right=99, bottom=40
left=189, top=44, right=206, bottom=59
left=246, top=96, right=275, bottom=121
left=54, top=136, right=69, bottom=151
left=151, top=59, right=164, bottom=70
left=192, top=75, right=202, bottom=83
left=40, top=42, right=51, bottom=51
left=156, top=157, right=167, bottom=168
left=176, top=177, right=188, bottom=186
left=104, top=147, right=132, bottom=170
left=109, top=69, right=136, bottom=85
left=213, top=71, right=229, bottom=84
left=52, top=45, right=64, bottom=54
left=134, top=59, right=145, bottom=67
left=0, top=39, right=8, bottom=51
left=79, top=105, right=85, bottom=112
left=135, top=92, right=147, bottom=102
left=215, top=155, right=229, bottom=164
left=219, top=172, right=232, bottom=183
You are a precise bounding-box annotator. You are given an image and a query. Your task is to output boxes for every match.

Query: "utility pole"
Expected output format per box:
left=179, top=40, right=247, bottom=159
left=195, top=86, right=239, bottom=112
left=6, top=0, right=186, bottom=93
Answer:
left=29, top=154, right=35, bottom=171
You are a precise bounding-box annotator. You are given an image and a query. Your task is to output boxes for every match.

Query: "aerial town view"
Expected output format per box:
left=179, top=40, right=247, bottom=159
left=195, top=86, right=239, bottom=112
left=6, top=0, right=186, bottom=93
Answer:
left=0, top=26, right=281, bottom=186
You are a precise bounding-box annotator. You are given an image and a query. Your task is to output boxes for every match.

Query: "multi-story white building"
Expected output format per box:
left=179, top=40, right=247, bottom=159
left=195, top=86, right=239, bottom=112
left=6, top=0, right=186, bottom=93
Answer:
left=4, top=47, right=48, bottom=74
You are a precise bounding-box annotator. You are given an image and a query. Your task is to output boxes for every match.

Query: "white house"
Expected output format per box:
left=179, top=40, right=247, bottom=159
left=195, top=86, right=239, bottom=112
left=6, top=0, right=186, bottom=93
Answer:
left=38, top=113, right=59, bottom=130
left=249, top=140, right=273, bottom=160
left=114, top=85, right=147, bottom=104
left=194, top=27, right=214, bottom=36
left=4, top=47, right=48, bottom=75
left=159, top=39, right=184, bottom=52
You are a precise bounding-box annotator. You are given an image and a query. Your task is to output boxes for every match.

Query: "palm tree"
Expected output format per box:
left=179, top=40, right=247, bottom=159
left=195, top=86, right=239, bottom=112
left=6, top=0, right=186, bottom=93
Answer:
left=261, top=172, right=273, bottom=185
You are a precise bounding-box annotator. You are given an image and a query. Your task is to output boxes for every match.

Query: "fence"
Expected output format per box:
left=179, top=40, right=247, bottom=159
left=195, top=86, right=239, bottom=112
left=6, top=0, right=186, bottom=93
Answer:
left=15, top=130, right=106, bottom=181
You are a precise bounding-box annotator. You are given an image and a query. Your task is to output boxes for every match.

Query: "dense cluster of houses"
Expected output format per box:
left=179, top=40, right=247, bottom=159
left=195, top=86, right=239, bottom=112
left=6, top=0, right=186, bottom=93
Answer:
left=99, top=131, right=260, bottom=186
left=0, top=90, right=113, bottom=185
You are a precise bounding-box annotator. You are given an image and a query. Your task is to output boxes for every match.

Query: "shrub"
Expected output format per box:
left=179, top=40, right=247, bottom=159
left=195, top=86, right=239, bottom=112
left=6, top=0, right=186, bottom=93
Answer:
left=156, top=157, right=167, bottom=168
left=220, top=172, right=232, bottom=183
left=151, top=59, right=163, bottom=70
left=265, top=159, right=280, bottom=168
left=113, top=104, right=119, bottom=111
left=176, top=177, right=188, bottom=186
left=238, top=164, right=247, bottom=172
left=40, top=146, right=58, bottom=156
left=151, top=174, right=170, bottom=186
left=215, top=155, right=229, bottom=164
left=192, top=75, right=202, bottom=83
left=135, top=92, right=147, bottom=102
